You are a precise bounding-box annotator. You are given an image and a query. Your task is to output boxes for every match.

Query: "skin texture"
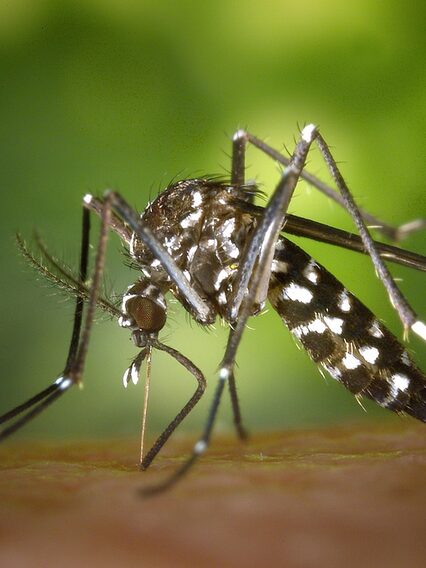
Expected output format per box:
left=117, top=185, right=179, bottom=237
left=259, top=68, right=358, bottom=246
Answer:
left=0, top=422, right=425, bottom=568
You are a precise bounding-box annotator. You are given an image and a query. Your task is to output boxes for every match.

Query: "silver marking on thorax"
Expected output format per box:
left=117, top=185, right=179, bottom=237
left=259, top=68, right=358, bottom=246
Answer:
left=192, top=191, right=203, bottom=207
left=214, top=268, right=229, bottom=291
left=221, top=218, right=236, bottom=239
left=180, top=210, right=202, bottom=228
left=187, top=245, right=198, bottom=262
left=218, top=291, right=227, bottom=305
left=164, top=235, right=181, bottom=253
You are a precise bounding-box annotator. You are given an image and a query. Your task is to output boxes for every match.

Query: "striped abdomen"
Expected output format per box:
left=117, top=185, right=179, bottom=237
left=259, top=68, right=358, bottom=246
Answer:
left=268, top=237, right=426, bottom=422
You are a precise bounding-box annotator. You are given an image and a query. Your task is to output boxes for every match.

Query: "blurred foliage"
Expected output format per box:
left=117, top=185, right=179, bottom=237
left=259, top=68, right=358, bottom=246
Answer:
left=0, top=1, right=425, bottom=441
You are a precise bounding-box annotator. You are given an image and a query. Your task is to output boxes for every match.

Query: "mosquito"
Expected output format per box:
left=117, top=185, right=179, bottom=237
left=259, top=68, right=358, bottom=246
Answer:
left=1, top=125, right=425, bottom=495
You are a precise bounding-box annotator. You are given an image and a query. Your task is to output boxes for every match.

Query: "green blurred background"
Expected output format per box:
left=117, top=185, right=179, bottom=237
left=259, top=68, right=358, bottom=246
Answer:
left=0, top=1, right=425, bottom=445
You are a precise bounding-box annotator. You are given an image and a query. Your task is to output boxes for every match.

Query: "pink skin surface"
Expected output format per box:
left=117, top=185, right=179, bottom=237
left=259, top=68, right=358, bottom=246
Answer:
left=0, top=422, right=425, bottom=568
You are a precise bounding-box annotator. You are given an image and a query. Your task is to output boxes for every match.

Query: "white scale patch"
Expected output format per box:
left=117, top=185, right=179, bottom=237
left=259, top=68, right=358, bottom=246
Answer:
left=130, top=363, right=139, bottom=385
left=187, top=245, right=198, bottom=262
left=303, top=261, right=319, bottom=284
left=192, top=191, right=203, bottom=207
left=293, top=318, right=327, bottom=339
left=309, top=319, right=327, bottom=334
left=342, top=353, right=361, bottom=370
left=221, top=240, right=240, bottom=259
left=55, top=376, right=73, bottom=391
left=383, top=373, right=410, bottom=407
left=302, top=123, right=316, bottom=143
left=164, top=235, right=180, bottom=253
left=283, top=283, right=313, bottom=304
left=400, top=351, right=411, bottom=366
left=292, top=318, right=327, bottom=339
left=412, top=320, right=426, bottom=341
left=122, top=364, right=139, bottom=388
left=180, top=210, right=202, bottom=228
left=338, top=290, right=351, bottom=312
left=129, top=232, right=136, bottom=256
left=391, top=373, right=410, bottom=393
left=214, top=268, right=229, bottom=291
left=144, top=284, right=158, bottom=297
left=118, top=315, right=133, bottom=328
left=323, top=316, right=344, bottom=335
left=218, top=291, right=227, bottom=305
left=271, top=259, right=288, bottom=274
left=369, top=320, right=384, bottom=338
left=121, top=292, right=138, bottom=311
left=322, top=363, right=342, bottom=381
left=221, top=218, right=235, bottom=239
left=193, top=440, right=207, bottom=455
left=359, top=345, right=379, bottom=365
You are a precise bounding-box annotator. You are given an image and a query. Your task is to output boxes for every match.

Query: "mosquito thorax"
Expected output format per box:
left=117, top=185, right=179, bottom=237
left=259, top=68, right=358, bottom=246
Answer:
left=127, top=179, right=258, bottom=321
left=119, top=280, right=167, bottom=342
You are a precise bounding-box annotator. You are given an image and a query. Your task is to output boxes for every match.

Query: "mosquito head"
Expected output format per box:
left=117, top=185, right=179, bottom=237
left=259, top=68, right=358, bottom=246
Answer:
left=119, top=280, right=167, bottom=347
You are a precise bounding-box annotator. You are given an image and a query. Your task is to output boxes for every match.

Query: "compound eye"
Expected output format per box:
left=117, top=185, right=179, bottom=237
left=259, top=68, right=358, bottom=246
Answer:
left=126, top=296, right=166, bottom=333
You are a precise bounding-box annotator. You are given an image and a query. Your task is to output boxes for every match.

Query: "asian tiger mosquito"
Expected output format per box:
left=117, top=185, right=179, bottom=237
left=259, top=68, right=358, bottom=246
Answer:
left=1, top=125, right=426, bottom=495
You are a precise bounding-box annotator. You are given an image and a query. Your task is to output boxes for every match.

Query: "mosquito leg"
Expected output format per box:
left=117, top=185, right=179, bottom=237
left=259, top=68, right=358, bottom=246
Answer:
left=0, top=383, right=60, bottom=427
left=232, top=128, right=425, bottom=341
left=314, top=133, right=425, bottom=341
left=64, top=206, right=90, bottom=374
left=232, top=129, right=425, bottom=242
left=0, top=206, right=92, bottom=439
left=217, top=127, right=316, bottom=447
left=216, top=129, right=256, bottom=441
left=140, top=340, right=206, bottom=470
left=140, top=369, right=226, bottom=496
left=227, top=126, right=316, bottom=322
left=231, top=128, right=247, bottom=187
left=280, top=214, right=426, bottom=273
left=0, top=383, right=71, bottom=441
left=139, top=126, right=317, bottom=494
left=239, top=206, right=426, bottom=272
left=69, top=194, right=113, bottom=382
left=83, top=194, right=132, bottom=244
left=227, top=375, right=248, bottom=440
